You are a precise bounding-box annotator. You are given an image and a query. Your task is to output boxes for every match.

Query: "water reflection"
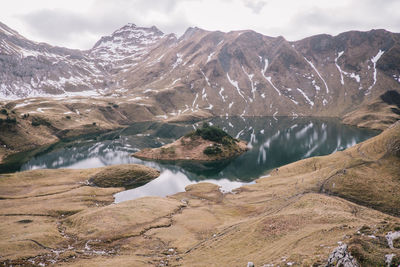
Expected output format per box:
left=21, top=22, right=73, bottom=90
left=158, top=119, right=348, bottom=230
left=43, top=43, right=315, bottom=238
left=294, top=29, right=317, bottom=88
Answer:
left=19, top=117, right=378, bottom=201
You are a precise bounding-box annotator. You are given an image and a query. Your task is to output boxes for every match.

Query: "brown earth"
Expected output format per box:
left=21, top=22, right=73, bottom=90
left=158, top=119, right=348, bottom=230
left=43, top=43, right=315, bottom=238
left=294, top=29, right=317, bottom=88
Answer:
left=133, top=135, right=248, bottom=161
left=0, top=122, right=399, bottom=266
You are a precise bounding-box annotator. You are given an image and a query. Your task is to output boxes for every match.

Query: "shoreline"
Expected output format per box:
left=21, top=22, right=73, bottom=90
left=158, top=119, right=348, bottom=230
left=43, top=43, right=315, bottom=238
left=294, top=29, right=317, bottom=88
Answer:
left=0, top=121, right=398, bottom=266
left=0, top=114, right=385, bottom=170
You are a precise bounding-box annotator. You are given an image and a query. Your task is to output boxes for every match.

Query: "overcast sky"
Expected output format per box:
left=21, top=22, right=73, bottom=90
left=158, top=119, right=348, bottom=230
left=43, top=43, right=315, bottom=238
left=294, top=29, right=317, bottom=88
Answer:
left=1, top=0, right=399, bottom=50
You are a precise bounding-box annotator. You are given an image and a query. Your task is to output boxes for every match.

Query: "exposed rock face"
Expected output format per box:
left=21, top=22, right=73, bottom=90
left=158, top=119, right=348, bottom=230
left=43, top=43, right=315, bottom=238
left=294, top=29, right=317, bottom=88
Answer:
left=326, top=244, right=359, bottom=267
left=89, top=23, right=166, bottom=71
left=1, top=21, right=400, bottom=118
left=386, top=231, right=400, bottom=249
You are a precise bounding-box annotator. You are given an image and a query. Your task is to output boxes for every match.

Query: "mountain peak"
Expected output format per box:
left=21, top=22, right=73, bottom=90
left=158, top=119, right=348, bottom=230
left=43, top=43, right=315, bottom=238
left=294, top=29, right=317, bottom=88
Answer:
left=180, top=26, right=206, bottom=41
left=111, top=23, right=164, bottom=37
left=125, top=23, right=137, bottom=28
left=90, top=23, right=165, bottom=62
left=1, top=19, right=399, bottom=107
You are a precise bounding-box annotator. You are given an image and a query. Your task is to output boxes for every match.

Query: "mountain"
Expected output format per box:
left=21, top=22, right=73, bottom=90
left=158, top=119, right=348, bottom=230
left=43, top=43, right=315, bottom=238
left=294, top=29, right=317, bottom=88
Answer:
left=0, top=22, right=170, bottom=99
left=1, top=21, right=400, bottom=117
left=0, top=22, right=104, bottom=98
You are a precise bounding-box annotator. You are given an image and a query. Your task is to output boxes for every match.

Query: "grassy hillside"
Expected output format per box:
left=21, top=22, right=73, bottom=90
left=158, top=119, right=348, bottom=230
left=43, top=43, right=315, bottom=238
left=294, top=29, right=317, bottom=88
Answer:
left=0, top=122, right=399, bottom=266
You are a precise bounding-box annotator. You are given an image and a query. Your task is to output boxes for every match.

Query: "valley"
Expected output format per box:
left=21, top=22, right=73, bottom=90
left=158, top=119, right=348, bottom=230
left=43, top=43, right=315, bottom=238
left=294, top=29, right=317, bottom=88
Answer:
left=0, top=20, right=400, bottom=266
left=1, top=21, right=400, bottom=163
left=0, top=121, right=399, bottom=266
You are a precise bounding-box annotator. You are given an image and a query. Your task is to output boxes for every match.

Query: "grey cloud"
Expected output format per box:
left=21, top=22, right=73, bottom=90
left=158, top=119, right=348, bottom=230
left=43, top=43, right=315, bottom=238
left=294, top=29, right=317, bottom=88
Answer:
left=93, top=0, right=181, bottom=14
left=91, top=0, right=193, bottom=34
left=283, top=0, right=400, bottom=41
left=14, top=0, right=400, bottom=49
left=243, top=0, right=267, bottom=14
left=19, top=9, right=93, bottom=39
left=18, top=8, right=127, bottom=48
left=18, top=0, right=194, bottom=49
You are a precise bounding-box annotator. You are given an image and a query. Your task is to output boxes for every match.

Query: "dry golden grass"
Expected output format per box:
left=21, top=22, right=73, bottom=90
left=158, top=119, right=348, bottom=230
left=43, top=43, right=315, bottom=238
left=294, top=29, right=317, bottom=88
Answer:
left=342, top=95, right=400, bottom=130
left=0, top=122, right=399, bottom=266
left=133, top=135, right=247, bottom=161
left=89, top=164, right=160, bottom=188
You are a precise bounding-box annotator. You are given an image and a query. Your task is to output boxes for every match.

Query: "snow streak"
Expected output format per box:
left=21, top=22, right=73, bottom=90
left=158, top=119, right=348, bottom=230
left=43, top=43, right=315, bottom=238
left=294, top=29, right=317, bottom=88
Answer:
left=260, top=58, right=281, bottom=96
left=304, top=57, right=329, bottom=93
left=367, top=49, right=384, bottom=94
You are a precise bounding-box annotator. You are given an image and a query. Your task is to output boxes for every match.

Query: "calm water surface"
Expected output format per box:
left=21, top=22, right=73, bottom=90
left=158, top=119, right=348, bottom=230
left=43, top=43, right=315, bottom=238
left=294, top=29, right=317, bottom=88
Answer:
left=19, top=117, right=378, bottom=202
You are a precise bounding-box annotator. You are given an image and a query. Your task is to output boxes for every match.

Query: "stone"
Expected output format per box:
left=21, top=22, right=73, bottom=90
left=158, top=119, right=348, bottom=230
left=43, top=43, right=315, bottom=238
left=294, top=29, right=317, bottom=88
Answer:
left=326, top=244, right=359, bottom=267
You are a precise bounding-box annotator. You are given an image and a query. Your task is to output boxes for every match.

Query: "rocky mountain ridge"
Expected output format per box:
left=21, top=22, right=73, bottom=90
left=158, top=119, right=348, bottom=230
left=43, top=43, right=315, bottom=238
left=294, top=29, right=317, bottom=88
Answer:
left=1, top=21, right=400, bottom=117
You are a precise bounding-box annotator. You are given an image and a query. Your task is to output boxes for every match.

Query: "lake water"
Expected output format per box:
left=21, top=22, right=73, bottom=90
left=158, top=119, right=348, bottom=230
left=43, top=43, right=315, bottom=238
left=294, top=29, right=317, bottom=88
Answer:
left=19, top=117, right=378, bottom=202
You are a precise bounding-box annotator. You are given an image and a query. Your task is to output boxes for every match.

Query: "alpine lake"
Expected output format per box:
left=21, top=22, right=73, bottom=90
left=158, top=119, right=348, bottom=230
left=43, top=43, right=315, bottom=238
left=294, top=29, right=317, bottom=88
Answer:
left=8, top=117, right=379, bottom=203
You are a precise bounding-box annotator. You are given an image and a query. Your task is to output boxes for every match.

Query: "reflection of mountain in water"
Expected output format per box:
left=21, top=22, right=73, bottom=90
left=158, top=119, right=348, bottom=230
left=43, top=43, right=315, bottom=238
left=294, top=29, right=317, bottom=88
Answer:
left=21, top=117, right=378, bottom=183
left=20, top=122, right=194, bottom=171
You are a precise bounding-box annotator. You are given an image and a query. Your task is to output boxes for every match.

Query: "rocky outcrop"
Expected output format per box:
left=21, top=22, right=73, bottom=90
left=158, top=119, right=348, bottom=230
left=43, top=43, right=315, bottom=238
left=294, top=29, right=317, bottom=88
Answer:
left=386, top=231, right=400, bottom=249
left=326, top=244, right=359, bottom=267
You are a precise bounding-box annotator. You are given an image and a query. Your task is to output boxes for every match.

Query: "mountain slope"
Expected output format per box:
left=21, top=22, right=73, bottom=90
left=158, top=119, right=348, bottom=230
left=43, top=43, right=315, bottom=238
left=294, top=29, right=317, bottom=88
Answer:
left=0, top=22, right=171, bottom=99
left=119, top=28, right=400, bottom=117
left=1, top=21, right=400, bottom=118
left=0, top=22, right=105, bottom=98
left=0, top=122, right=399, bottom=266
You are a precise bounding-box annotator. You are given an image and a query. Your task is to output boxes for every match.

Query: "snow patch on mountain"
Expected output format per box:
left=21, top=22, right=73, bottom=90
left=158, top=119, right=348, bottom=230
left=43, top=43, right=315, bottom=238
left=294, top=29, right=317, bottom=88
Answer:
left=200, top=69, right=211, bottom=86
left=219, top=87, right=227, bottom=102
left=91, top=24, right=163, bottom=60
left=335, top=51, right=345, bottom=85
left=227, top=73, right=247, bottom=102
left=304, top=57, right=329, bottom=94
left=367, top=49, right=384, bottom=94
left=172, top=53, right=183, bottom=69
left=334, top=51, right=361, bottom=87
left=242, top=66, right=256, bottom=101
left=260, top=58, right=281, bottom=96
left=297, top=88, right=314, bottom=107
left=206, top=51, right=215, bottom=63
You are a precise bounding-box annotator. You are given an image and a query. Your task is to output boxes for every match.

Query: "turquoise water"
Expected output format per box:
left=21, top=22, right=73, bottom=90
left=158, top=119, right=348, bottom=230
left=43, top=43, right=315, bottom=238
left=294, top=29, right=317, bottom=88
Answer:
left=18, top=117, right=378, bottom=202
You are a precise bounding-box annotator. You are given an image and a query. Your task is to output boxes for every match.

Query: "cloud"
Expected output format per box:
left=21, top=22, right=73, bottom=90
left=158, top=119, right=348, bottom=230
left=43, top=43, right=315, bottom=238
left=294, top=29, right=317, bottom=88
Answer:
left=18, top=8, right=123, bottom=49
left=17, top=0, right=193, bottom=49
left=10, top=0, right=400, bottom=49
left=18, top=9, right=100, bottom=48
left=284, top=0, right=400, bottom=40
left=243, top=0, right=267, bottom=14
